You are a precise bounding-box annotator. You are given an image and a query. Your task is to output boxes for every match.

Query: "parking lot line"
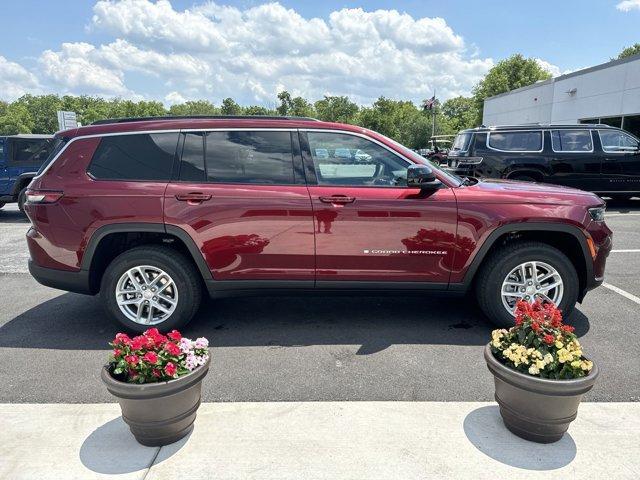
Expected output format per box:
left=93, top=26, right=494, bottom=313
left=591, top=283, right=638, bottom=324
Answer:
left=605, top=213, right=640, bottom=217
left=610, top=249, right=640, bottom=253
left=602, top=282, right=640, bottom=305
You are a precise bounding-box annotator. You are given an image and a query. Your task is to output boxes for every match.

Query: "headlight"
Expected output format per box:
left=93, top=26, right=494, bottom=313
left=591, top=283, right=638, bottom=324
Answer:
left=588, top=206, right=606, bottom=222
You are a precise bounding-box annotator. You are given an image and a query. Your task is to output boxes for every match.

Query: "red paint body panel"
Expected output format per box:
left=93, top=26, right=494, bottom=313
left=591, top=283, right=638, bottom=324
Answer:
left=308, top=185, right=457, bottom=282
left=164, top=183, right=315, bottom=280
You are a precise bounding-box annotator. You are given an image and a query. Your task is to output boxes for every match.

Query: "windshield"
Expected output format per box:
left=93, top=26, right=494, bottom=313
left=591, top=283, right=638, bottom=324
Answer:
left=451, top=132, right=473, bottom=153
left=375, top=132, right=464, bottom=187
left=36, top=136, right=68, bottom=175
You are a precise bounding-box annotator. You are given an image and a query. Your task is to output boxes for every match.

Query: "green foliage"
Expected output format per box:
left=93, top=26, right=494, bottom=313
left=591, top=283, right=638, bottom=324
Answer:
left=276, top=90, right=315, bottom=117
left=441, top=96, right=478, bottom=131
left=314, top=95, right=359, bottom=123
left=472, top=54, right=552, bottom=125
left=168, top=100, right=219, bottom=116
left=617, top=43, right=640, bottom=60
left=0, top=103, right=35, bottom=134
left=220, top=97, right=242, bottom=115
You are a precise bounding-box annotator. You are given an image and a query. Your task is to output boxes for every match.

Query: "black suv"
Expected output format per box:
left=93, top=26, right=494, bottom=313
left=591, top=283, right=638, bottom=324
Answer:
left=446, top=124, right=640, bottom=199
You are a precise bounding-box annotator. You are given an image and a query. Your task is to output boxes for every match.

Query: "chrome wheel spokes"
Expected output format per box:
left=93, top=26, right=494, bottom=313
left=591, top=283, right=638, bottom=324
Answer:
left=501, top=261, right=563, bottom=316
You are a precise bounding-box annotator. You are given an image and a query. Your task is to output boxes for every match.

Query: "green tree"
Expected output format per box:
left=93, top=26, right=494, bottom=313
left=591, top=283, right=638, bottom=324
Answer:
left=0, top=103, right=35, bottom=134
left=314, top=95, right=359, bottom=123
left=472, top=54, right=552, bottom=125
left=13, top=94, right=63, bottom=133
left=441, top=96, right=478, bottom=131
left=276, top=90, right=315, bottom=117
left=220, top=97, right=242, bottom=115
left=168, top=100, right=218, bottom=116
left=243, top=105, right=273, bottom=116
left=617, top=43, right=640, bottom=60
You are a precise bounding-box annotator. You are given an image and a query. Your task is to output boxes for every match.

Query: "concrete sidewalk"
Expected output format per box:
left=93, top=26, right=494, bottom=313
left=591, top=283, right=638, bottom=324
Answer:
left=2, top=402, right=639, bottom=480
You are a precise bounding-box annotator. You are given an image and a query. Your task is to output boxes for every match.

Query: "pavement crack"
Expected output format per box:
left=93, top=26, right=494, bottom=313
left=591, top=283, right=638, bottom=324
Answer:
left=143, top=446, right=162, bottom=480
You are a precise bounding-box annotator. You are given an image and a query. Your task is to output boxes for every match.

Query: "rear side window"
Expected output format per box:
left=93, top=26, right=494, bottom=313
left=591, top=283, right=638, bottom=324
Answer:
left=205, top=131, right=294, bottom=184
left=89, top=133, right=179, bottom=181
left=487, top=131, right=542, bottom=152
left=551, top=130, right=593, bottom=152
left=179, top=132, right=206, bottom=182
left=10, top=138, right=54, bottom=164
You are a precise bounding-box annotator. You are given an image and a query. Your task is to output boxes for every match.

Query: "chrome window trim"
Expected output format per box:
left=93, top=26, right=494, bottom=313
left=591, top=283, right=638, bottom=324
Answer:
left=486, top=130, right=544, bottom=153
left=598, top=129, right=640, bottom=154
left=550, top=129, right=594, bottom=153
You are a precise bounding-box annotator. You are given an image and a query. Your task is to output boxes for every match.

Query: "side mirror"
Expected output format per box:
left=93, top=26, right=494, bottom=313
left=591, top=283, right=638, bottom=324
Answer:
left=407, top=164, right=441, bottom=190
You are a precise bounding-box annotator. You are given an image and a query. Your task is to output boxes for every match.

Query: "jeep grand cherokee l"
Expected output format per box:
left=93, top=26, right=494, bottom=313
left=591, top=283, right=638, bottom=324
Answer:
left=446, top=124, right=640, bottom=200
left=24, top=116, right=612, bottom=332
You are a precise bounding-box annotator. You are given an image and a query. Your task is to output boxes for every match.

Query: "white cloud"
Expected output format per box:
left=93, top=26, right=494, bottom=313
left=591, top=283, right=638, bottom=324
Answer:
left=5, top=1, right=501, bottom=105
left=0, top=56, right=40, bottom=101
left=616, top=0, right=640, bottom=12
left=164, top=91, right=186, bottom=105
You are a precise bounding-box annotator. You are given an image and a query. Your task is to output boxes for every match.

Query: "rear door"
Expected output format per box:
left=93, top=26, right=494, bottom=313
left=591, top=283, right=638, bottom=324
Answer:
left=547, top=129, right=601, bottom=190
left=300, top=130, right=457, bottom=285
left=164, top=129, right=315, bottom=282
left=598, top=129, right=640, bottom=193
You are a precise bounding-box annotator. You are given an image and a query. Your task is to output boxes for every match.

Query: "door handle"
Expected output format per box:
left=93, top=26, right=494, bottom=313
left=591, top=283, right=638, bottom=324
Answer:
left=319, top=195, right=356, bottom=204
left=175, top=192, right=212, bottom=204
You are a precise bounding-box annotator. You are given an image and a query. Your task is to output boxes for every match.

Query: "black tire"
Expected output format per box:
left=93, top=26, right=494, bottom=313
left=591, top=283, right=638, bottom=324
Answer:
left=510, top=174, right=537, bottom=183
left=475, top=241, right=579, bottom=327
left=17, top=188, right=27, bottom=213
left=100, top=245, right=202, bottom=333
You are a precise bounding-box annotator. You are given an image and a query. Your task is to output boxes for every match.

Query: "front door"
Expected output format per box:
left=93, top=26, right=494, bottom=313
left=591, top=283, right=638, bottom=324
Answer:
left=598, top=129, right=640, bottom=193
left=300, top=130, right=458, bottom=285
left=164, top=130, right=315, bottom=282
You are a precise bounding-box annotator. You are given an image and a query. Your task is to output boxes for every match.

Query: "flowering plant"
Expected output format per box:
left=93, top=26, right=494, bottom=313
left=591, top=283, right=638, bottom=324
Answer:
left=490, top=300, right=593, bottom=379
left=108, top=328, right=209, bottom=384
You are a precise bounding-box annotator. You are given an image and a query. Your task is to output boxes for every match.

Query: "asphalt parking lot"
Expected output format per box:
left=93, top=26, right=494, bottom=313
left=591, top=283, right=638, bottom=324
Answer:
left=1, top=200, right=639, bottom=404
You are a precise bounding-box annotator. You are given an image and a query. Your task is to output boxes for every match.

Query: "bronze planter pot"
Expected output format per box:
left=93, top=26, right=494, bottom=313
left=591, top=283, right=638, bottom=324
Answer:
left=101, top=356, right=210, bottom=446
left=484, top=344, right=598, bottom=443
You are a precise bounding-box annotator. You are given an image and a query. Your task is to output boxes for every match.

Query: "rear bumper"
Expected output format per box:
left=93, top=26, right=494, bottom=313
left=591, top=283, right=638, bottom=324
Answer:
left=28, top=260, right=93, bottom=295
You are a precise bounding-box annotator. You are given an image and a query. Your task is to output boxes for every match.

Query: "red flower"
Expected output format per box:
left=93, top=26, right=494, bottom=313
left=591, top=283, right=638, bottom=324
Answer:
left=131, top=336, right=147, bottom=350
left=144, top=328, right=161, bottom=338
left=125, top=354, right=139, bottom=365
left=113, top=348, right=122, bottom=357
left=152, top=368, right=162, bottom=378
left=164, top=362, right=177, bottom=376
left=531, top=322, right=541, bottom=332
left=167, top=329, right=182, bottom=341
left=143, top=351, right=158, bottom=364
left=113, top=333, right=131, bottom=345
left=164, top=342, right=181, bottom=356
left=561, top=325, right=575, bottom=333
left=543, top=334, right=555, bottom=345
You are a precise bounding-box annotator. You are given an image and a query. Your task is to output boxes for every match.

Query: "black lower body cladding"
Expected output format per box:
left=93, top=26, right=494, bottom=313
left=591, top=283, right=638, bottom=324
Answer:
left=101, top=356, right=211, bottom=446
left=484, top=344, right=598, bottom=443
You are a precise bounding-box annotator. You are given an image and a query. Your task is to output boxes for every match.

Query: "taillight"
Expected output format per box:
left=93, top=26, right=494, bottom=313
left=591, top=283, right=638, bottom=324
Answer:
left=25, top=189, right=64, bottom=204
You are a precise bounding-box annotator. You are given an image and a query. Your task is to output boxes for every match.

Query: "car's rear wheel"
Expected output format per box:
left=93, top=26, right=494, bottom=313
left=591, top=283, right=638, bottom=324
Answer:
left=101, top=245, right=202, bottom=333
left=475, top=241, right=579, bottom=327
left=510, top=174, right=537, bottom=183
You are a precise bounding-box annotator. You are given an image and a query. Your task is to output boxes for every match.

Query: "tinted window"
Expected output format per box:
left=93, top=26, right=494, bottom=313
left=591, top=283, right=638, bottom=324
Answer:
left=488, top=131, right=542, bottom=151
left=307, top=132, right=408, bottom=187
left=10, top=138, right=54, bottom=164
left=89, top=133, right=178, bottom=181
left=551, top=130, right=593, bottom=152
left=179, top=132, right=205, bottom=182
left=599, top=130, right=639, bottom=152
left=205, top=131, right=294, bottom=184
left=36, top=136, right=67, bottom=175
left=451, top=132, right=472, bottom=152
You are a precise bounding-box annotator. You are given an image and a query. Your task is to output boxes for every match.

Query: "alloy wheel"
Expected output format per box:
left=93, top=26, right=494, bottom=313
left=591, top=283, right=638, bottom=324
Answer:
left=500, top=261, right=564, bottom=315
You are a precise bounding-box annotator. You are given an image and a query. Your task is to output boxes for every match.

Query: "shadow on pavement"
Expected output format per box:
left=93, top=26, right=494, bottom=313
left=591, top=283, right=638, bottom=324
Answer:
left=79, top=416, right=189, bottom=474
left=0, top=292, right=590, bottom=352
left=0, top=208, right=27, bottom=223
left=463, top=405, right=576, bottom=470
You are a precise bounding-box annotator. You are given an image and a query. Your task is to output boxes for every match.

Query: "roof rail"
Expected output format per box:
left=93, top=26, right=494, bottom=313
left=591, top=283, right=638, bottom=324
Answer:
left=91, top=115, right=321, bottom=125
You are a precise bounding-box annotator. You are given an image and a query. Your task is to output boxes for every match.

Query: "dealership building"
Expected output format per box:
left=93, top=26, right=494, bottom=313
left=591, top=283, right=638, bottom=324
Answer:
left=482, top=53, right=640, bottom=138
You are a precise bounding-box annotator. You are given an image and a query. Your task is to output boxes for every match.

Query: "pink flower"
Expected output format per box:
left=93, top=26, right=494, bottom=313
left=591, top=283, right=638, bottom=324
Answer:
left=125, top=355, right=139, bottom=365
left=167, top=330, right=182, bottom=341
left=164, top=342, right=181, bottom=356
left=164, top=362, right=177, bottom=376
left=143, top=351, right=158, bottom=364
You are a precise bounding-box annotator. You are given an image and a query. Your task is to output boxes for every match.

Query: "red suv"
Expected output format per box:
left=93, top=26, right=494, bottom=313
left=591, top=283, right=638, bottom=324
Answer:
left=24, top=116, right=612, bottom=332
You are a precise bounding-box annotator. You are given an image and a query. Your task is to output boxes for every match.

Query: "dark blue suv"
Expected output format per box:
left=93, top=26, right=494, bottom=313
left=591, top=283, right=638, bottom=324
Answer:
left=0, top=135, right=54, bottom=212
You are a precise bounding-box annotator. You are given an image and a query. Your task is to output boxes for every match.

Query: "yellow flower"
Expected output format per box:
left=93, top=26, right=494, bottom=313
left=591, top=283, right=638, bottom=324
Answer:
left=555, top=341, right=564, bottom=349
left=528, top=365, right=540, bottom=375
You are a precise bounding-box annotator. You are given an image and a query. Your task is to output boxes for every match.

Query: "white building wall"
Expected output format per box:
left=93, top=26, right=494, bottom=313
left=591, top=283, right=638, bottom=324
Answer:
left=482, top=55, right=640, bottom=126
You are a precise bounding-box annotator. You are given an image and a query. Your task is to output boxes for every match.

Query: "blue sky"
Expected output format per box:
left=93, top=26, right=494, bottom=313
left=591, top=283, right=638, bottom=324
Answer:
left=0, top=0, right=638, bottom=105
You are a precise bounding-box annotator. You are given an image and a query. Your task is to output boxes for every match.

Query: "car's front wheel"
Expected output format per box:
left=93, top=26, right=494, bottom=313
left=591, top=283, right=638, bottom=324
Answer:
left=100, top=245, right=202, bottom=333
left=475, top=241, right=579, bottom=327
